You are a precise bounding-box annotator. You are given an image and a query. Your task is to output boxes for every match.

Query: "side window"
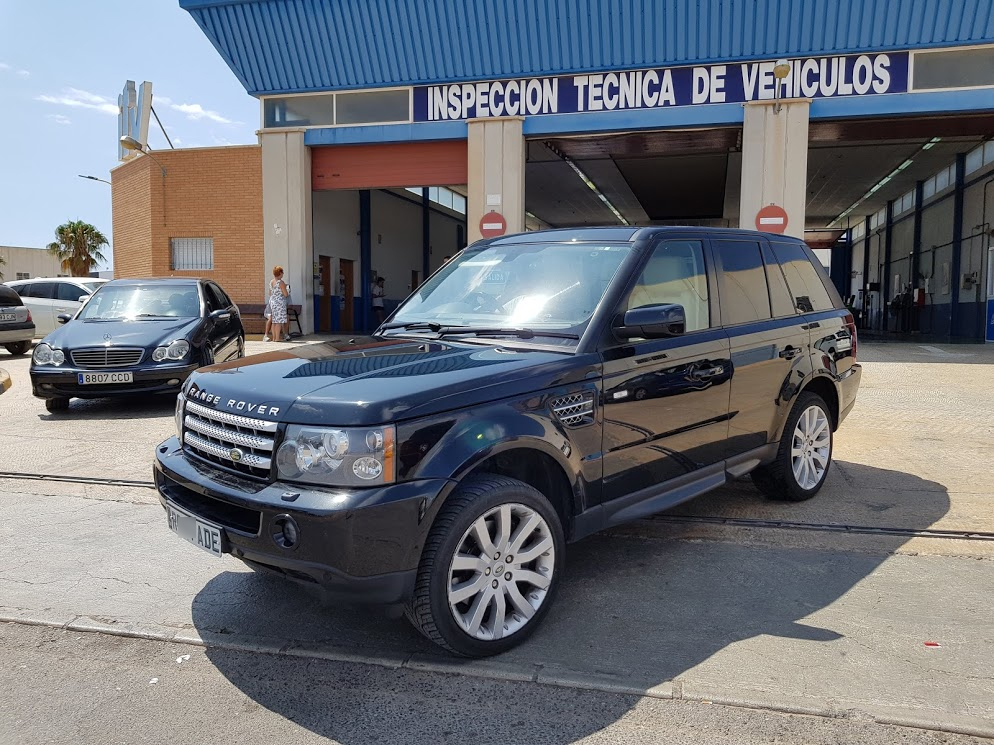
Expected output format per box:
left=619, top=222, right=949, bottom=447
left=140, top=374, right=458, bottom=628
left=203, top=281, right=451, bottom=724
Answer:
left=761, top=243, right=797, bottom=318
left=626, top=240, right=710, bottom=332
left=203, top=284, right=224, bottom=312
left=30, top=282, right=57, bottom=300
left=770, top=241, right=834, bottom=313
left=8, top=283, right=28, bottom=297
left=57, top=283, right=87, bottom=302
left=713, top=240, right=772, bottom=325
left=209, top=283, right=232, bottom=308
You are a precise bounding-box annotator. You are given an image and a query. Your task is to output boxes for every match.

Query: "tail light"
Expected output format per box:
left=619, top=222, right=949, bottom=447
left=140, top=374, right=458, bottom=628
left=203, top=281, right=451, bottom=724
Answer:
left=25, top=309, right=32, bottom=322
left=843, top=313, right=858, bottom=361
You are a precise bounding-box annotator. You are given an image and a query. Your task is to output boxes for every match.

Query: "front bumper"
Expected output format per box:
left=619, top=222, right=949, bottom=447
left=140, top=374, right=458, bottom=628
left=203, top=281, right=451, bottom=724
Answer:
left=0, top=324, right=35, bottom=344
left=154, top=436, right=452, bottom=604
left=31, top=363, right=198, bottom=399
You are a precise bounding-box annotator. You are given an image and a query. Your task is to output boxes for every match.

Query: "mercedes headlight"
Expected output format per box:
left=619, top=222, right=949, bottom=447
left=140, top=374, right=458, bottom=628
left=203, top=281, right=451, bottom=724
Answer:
left=153, top=339, right=190, bottom=362
left=33, top=343, right=65, bottom=366
left=276, top=425, right=395, bottom=487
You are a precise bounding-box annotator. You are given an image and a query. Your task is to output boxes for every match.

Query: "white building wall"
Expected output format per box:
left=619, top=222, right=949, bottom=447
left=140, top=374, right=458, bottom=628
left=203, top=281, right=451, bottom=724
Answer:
left=312, top=190, right=361, bottom=294
left=0, top=246, right=64, bottom=281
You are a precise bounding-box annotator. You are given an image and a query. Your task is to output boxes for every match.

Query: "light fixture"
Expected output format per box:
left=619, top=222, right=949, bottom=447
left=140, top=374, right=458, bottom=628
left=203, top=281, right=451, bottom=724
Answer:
left=773, top=59, right=791, bottom=114
left=120, top=135, right=166, bottom=176
left=78, top=174, right=111, bottom=186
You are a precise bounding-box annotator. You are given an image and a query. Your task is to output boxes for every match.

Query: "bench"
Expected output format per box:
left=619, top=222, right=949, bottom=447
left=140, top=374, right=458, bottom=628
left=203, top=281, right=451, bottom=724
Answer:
left=238, top=303, right=302, bottom=336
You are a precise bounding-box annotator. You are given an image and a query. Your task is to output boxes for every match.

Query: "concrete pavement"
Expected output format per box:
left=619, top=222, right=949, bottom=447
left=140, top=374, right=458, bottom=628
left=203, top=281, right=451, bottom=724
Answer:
left=1, top=341, right=994, bottom=740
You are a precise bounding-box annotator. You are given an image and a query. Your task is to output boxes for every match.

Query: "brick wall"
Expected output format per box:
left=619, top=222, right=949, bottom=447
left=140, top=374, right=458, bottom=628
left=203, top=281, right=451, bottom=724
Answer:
left=111, top=145, right=264, bottom=305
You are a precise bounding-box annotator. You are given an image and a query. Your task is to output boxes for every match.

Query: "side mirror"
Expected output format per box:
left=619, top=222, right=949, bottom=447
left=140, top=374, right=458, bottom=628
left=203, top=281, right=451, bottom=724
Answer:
left=77, top=294, right=90, bottom=303
left=209, top=309, right=232, bottom=321
left=57, top=313, right=72, bottom=325
left=616, top=304, right=686, bottom=339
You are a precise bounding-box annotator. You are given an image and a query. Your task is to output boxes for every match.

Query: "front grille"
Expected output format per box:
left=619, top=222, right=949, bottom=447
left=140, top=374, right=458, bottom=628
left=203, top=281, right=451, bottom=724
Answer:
left=183, top=399, right=277, bottom=479
left=551, top=392, right=595, bottom=427
left=71, top=347, right=144, bottom=368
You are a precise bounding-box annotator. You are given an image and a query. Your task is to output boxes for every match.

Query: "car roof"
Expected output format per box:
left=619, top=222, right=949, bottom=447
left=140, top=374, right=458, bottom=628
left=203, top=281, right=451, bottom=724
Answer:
left=100, top=278, right=202, bottom=287
left=6, top=276, right=108, bottom=284
left=483, top=225, right=808, bottom=246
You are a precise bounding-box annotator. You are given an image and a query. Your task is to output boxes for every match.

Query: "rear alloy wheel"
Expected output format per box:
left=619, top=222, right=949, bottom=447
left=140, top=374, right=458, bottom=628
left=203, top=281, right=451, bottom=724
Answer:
left=5, top=341, right=31, bottom=356
left=406, top=474, right=564, bottom=657
left=44, top=397, right=70, bottom=413
left=752, top=392, right=833, bottom=502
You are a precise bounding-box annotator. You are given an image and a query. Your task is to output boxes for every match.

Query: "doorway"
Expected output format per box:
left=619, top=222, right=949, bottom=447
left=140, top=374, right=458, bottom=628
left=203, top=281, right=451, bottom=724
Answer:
left=340, top=258, right=355, bottom=332
left=319, top=255, right=332, bottom=332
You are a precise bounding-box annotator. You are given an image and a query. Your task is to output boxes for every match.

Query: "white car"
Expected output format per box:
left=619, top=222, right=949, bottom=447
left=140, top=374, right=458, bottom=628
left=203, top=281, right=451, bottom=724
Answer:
left=4, top=277, right=108, bottom=336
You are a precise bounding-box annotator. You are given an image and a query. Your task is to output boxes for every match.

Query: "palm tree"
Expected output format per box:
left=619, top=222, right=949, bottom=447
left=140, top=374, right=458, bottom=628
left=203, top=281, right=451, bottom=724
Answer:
left=0, top=253, right=5, bottom=280
left=47, top=220, right=109, bottom=277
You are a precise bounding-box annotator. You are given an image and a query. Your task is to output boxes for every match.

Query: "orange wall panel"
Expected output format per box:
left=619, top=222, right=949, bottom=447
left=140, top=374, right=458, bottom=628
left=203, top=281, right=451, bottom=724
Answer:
left=312, top=141, right=468, bottom=190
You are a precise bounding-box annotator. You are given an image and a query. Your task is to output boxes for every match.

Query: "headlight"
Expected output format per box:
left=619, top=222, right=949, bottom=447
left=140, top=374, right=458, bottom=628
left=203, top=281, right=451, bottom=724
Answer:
left=174, top=393, right=185, bottom=442
left=33, top=344, right=65, bottom=366
left=153, top=340, right=190, bottom=362
left=276, top=425, right=395, bottom=487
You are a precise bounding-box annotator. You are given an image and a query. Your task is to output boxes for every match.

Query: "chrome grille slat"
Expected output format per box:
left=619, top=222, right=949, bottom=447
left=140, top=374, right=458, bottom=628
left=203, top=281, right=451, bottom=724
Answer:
left=184, top=432, right=273, bottom=469
left=71, top=347, right=144, bottom=368
left=551, top=393, right=595, bottom=427
left=182, top=398, right=277, bottom=479
left=183, top=414, right=274, bottom=451
left=185, top=400, right=278, bottom=432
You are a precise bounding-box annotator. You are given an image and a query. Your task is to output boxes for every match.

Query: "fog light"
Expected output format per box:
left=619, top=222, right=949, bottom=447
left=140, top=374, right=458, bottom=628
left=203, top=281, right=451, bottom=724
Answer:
left=167, top=379, right=180, bottom=386
left=272, top=515, right=300, bottom=550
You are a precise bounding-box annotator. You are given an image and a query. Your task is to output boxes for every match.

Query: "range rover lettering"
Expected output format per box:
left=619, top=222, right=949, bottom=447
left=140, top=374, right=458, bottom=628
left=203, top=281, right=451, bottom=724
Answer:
left=155, top=227, right=860, bottom=657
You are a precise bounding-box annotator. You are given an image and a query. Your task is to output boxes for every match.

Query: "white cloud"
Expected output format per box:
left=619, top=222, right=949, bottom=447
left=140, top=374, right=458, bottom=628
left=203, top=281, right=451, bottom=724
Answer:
left=36, top=87, right=118, bottom=115
left=154, top=94, right=173, bottom=105
left=46, top=114, right=71, bottom=125
left=0, top=63, right=10, bottom=71
left=171, top=102, right=235, bottom=125
left=17, top=69, right=29, bottom=77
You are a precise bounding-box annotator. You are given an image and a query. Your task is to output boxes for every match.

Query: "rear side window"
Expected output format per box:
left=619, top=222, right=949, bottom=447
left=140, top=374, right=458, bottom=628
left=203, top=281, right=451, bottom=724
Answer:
left=24, top=282, right=56, bottom=299
left=770, top=241, right=834, bottom=313
left=626, top=239, right=711, bottom=332
left=713, top=240, right=772, bottom=325
left=761, top=243, right=797, bottom=318
left=0, top=286, right=22, bottom=305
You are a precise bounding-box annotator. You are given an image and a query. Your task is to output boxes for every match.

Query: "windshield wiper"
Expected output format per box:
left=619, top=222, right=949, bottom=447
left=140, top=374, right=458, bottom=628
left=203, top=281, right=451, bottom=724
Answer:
left=379, top=321, right=446, bottom=333
left=435, top=326, right=580, bottom=340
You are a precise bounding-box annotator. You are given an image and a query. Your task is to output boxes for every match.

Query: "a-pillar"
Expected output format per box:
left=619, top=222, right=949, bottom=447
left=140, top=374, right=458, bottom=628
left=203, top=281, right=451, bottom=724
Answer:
left=467, top=117, right=525, bottom=244
left=261, top=128, right=314, bottom=335
left=739, top=100, right=811, bottom=240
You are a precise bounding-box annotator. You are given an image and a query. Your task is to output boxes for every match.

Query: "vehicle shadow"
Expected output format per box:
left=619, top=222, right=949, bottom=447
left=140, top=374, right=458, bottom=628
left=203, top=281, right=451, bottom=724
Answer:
left=36, top=395, right=175, bottom=421
left=191, top=463, right=950, bottom=743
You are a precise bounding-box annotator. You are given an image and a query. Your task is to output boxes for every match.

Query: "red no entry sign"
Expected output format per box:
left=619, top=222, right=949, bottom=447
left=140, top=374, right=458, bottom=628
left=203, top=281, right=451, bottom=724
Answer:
left=756, top=204, right=789, bottom=234
left=480, top=211, right=507, bottom=238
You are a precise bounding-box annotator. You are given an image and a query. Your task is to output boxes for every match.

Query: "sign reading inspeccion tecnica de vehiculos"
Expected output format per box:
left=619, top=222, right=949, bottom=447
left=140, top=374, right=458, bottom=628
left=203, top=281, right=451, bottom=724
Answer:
left=415, top=52, right=909, bottom=122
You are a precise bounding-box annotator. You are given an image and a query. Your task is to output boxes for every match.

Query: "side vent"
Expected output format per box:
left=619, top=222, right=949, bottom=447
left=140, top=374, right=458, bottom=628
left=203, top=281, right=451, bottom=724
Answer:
left=551, top=392, right=595, bottom=428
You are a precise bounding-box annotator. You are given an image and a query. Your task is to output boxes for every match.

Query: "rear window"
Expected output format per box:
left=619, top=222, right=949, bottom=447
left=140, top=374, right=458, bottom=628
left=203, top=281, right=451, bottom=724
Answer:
left=0, top=286, right=22, bottom=306
left=770, top=241, right=835, bottom=313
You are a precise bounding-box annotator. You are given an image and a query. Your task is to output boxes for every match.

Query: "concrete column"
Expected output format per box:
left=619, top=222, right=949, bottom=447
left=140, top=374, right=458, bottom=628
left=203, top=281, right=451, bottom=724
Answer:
left=739, top=100, right=811, bottom=240
left=261, top=129, right=314, bottom=335
left=467, top=117, right=525, bottom=245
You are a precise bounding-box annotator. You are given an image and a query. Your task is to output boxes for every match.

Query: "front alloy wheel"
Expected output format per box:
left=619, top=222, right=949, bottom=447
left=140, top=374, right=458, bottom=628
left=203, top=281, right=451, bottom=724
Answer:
left=407, top=474, right=565, bottom=657
left=447, top=503, right=556, bottom=641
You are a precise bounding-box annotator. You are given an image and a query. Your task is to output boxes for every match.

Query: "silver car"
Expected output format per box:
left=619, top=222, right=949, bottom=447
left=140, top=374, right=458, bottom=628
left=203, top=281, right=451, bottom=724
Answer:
left=3, top=277, right=107, bottom=336
left=0, top=283, right=35, bottom=356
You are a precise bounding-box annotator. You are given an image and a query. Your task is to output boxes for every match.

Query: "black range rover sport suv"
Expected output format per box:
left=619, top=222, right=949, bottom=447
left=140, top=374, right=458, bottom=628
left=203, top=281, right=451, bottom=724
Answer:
left=155, top=227, right=860, bottom=657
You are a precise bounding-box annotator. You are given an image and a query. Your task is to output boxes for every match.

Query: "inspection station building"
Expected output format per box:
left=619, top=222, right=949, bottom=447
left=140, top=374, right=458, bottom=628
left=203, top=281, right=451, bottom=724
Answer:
left=111, top=0, right=994, bottom=341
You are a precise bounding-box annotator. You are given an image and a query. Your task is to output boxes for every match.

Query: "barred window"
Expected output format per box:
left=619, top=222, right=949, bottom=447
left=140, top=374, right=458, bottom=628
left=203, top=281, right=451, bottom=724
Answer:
left=16, top=272, right=29, bottom=280
left=171, top=238, right=213, bottom=271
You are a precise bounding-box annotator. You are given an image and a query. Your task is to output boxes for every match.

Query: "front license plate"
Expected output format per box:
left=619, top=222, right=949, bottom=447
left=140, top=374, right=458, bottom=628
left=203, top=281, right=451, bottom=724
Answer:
left=166, top=504, right=224, bottom=558
left=0, top=313, right=15, bottom=321
left=78, top=372, right=134, bottom=385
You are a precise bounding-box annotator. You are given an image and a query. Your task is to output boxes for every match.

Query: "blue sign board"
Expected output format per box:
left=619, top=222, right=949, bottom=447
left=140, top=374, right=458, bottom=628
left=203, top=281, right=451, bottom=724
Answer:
left=986, top=298, right=994, bottom=343
left=414, top=52, right=910, bottom=122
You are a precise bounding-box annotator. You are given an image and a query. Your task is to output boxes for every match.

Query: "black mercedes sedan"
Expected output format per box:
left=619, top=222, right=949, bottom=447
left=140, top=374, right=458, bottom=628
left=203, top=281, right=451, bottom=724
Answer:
left=31, top=278, right=245, bottom=412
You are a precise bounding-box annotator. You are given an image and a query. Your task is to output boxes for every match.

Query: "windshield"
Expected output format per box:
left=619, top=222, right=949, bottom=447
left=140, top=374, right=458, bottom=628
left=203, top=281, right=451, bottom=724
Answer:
left=386, top=242, right=632, bottom=339
left=80, top=281, right=105, bottom=294
left=78, top=284, right=202, bottom=320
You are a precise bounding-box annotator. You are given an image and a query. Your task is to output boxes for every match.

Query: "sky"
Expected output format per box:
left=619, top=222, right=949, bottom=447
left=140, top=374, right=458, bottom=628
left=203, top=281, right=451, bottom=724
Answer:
left=0, top=0, right=260, bottom=269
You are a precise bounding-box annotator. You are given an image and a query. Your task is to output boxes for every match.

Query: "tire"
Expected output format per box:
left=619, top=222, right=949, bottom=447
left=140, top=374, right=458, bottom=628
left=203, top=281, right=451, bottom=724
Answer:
left=45, top=397, right=70, bottom=413
left=5, top=341, right=31, bottom=356
left=405, top=474, right=565, bottom=657
left=752, top=392, right=833, bottom=502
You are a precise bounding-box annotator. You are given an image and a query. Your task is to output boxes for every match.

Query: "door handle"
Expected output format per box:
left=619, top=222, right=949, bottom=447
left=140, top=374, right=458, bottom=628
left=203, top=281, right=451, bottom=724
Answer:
left=779, top=345, right=802, bottom=360
left=690, top=365, right=725, bottom=380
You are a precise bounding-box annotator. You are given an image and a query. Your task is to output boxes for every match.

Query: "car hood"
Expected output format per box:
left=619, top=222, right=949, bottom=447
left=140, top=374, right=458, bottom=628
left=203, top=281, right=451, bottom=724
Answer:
left=184, top=336, right=587, bottom=426
left=44, top=317, right=200, bottom=349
